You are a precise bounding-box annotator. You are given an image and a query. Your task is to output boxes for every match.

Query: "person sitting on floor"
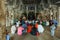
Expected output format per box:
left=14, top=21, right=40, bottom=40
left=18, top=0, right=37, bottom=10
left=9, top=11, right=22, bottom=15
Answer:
left=17, top=24, right=24, bottom=36
left=37, top=22, right=44, bottom=34
left=50, top=22, right=56, bottom=37
left=11, top=23, right=16, bottom=34
left=27, top=23, right=33, bottom=33
left=22, top=22, right=27, bottom=34
left=30, top=25, right=38, bottom=36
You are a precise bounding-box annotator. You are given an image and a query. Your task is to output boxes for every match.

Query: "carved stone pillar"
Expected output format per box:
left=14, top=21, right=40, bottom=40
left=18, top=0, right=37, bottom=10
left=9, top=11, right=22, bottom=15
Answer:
left=57, top=7, right=60, bottom=27
left=0, top=0, right=6, bottom=40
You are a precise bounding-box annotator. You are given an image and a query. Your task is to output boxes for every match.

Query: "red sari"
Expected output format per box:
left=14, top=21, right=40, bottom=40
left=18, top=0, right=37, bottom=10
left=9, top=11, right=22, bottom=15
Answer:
left=27, top=25, right=32, bottom=33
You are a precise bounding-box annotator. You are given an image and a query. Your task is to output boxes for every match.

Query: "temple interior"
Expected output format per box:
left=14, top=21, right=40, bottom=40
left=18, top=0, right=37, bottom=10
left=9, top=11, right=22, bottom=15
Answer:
left=0, top=0, right=60, bottom=40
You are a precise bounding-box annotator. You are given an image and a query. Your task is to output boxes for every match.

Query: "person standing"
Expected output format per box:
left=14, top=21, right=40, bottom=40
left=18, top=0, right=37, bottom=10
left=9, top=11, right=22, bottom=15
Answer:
left=50, top=22, right=56, bottom=37
left=6, top=30, right=10, bottom=40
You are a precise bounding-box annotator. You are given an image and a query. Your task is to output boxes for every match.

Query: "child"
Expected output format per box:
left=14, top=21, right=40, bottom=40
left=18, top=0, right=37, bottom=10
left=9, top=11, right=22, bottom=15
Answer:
left=50, top=22, right=56, bottom=37
left=6, top=30, right=10, bottom=40
left=27, top=24, right=32, bottom=33
left=17, top=24, right=24, bottom=36
left=11, top=23, right=16, bottom=34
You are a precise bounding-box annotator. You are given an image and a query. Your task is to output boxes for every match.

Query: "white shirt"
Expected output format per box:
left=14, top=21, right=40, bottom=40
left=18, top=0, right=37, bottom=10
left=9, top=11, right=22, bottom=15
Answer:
left=11, top=25, right=16, bottom=34
left=16, top=21, right=20, bottom=27
left=46, top=21, right=49, bottom=26
left=38, top=24, right=44, bottom=33
left=50, top=25, right=56, bottom=30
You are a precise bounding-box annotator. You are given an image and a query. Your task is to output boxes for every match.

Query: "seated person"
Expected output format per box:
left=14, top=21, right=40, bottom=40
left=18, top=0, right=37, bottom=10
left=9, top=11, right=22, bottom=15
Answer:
left=27, top=23, right=33, bottom=33
left=11, top=23, right=16, bottom=34
left=30, top=25, right=38, bottom=36
left=17, top=24, right=24, bottom=36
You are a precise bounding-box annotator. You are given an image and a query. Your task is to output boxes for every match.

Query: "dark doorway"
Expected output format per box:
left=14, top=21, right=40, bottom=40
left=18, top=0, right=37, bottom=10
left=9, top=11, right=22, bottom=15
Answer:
left=28, top=12, right=35, bottom=20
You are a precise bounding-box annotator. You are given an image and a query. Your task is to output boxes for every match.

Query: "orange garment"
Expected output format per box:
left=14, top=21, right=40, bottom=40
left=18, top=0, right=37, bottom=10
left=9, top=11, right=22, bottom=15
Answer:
left=27, top=25, right=32, bottom=33
left=35, top=23, right=38, bottom=28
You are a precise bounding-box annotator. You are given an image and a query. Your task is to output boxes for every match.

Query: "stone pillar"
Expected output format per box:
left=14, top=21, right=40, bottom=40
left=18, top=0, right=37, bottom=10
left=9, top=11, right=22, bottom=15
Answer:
left=26, top=5, right=28, bottom=19
left=57, top=7, right=60, bottom=26
left=50, top=9, right=53, bottom=20
left=35, top=5, right=36, bottom=18
left=0, top=0, right=6, bottom=40
left=55, top=7, right=60, bottom=38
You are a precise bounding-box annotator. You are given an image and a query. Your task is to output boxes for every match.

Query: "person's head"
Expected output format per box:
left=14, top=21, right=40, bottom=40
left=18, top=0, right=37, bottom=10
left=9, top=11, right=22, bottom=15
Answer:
left=20, top=17, right=22, bottom=20
left=35, top=21, right=39, bottom=24
left=6, top=30, right=9, bottom=35
left=32, top=24, right=37, bottom=30
left=30, top=23, right=33, bottom=26
left=37, top=21, right=40, bottom=25
left=19, top=23, right=22, bottom=26
left=51, top=22, right=54, bottom=26
left=14, top=23, right=16, bottom=26
left=16, top=21, right=18, bottom=22
left=32, top=24, right=35, bottom=28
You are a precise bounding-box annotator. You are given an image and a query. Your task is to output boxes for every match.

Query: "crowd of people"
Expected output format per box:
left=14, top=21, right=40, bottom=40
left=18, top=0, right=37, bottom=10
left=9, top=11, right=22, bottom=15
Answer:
left=11, top=17, right=44, bottom=36
left=6, top=15, right=58, bottom=40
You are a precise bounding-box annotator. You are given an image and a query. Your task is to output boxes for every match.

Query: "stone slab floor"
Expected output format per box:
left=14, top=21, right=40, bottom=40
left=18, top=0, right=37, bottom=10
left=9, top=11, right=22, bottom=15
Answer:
left=7, top=26, right=60, bottom=40
left=9, top=30, right=60, bottom=40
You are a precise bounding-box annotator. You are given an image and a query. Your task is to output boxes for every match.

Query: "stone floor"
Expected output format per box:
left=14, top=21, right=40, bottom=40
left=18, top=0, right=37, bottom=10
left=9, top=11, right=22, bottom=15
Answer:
left=9, top=29, right=60, bottom=40
left=7, top=26, right=60, bottom=40
left=55, top=27, right=60, bottom=39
